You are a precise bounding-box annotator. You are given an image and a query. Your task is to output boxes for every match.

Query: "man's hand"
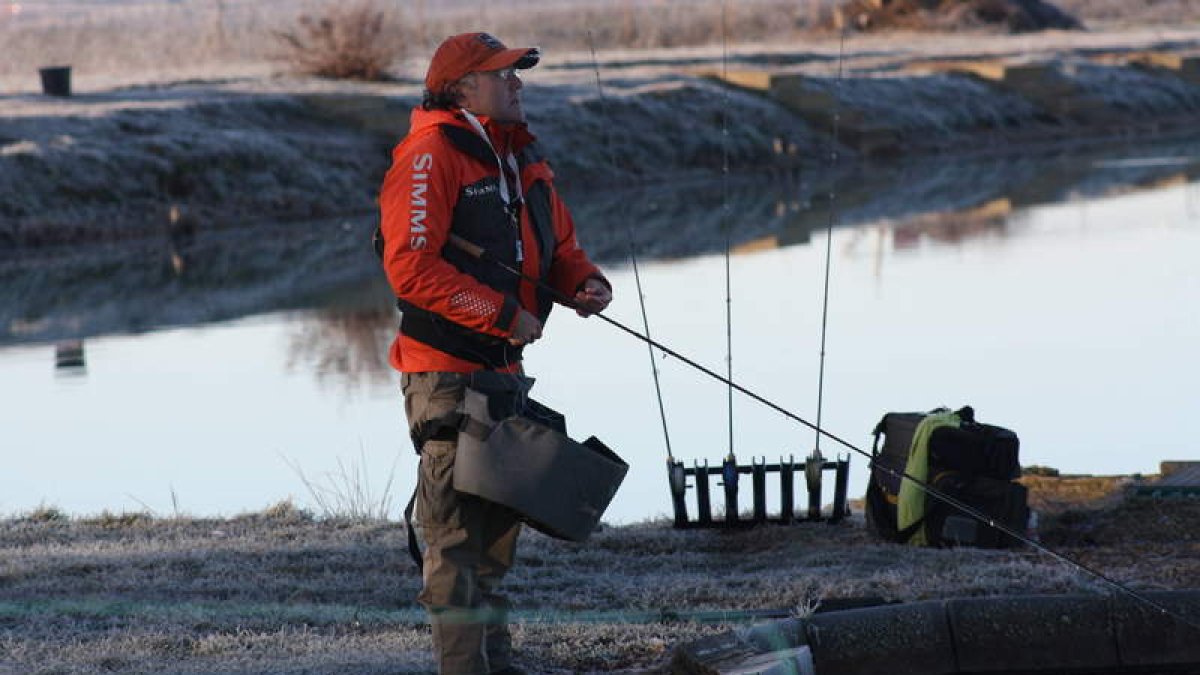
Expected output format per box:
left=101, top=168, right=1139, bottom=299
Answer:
left=508, top=309, right=543, bottom=346
left=574, top=278, right=612, bottom=317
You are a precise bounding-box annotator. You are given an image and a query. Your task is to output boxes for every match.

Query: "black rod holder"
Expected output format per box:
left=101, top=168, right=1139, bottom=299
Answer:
left=832, top=456, right=851, bottom=522
left=668, top=459, right=689, bottom=528
left=752, top=458, right=767, bottom=523
left=695, top=460, right=712, bottom=525
left=722, top=455, right=739, bottom=524
left=806, top=459, right=823, bottom=521
left=780, top=455, right=795, bottom=524
left=669, top=455, right=849, bottom=529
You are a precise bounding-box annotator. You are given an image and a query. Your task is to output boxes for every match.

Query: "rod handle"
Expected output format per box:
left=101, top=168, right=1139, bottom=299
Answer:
left=447, top=234, right=486, bottom=259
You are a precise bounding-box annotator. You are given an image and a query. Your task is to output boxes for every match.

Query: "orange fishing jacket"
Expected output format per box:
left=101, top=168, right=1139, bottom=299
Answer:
left=378, top=106, right=604, bottom=373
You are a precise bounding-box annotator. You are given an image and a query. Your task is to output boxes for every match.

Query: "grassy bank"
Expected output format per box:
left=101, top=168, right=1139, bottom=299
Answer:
left=1, top=476, right=1196, bottom=673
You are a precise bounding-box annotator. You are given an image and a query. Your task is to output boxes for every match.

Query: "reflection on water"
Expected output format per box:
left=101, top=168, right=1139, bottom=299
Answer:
left=54, top=340, right=86, bottom=372
left=285, top=308, right=396, bottom=395
left=1, top=143, right=1198, bottom=521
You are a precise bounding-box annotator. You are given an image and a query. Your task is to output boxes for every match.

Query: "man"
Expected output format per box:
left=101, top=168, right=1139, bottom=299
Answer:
left=377, top=32, right=612, bottom=675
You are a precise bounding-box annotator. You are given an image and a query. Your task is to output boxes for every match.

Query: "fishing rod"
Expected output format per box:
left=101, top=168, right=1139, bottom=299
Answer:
left=720, top=0, right=736, bottom=461
left=585, top=31, right=675, bottom=462
left=445, top=231, right=1200, bottom=635
left=813, top=26, right=847, bottom=459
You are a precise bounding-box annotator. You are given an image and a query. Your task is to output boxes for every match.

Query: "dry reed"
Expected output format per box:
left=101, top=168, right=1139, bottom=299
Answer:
left=272, top=0, right=406, bottom=81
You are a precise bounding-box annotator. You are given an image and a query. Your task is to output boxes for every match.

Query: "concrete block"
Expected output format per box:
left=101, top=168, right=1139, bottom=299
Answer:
left=732, top=236, right=779, bottom=255
left=948, top=594, right=1117, bottom=672
left=1126, top=51, right=1200, bottom=82
left=967, top=198, right=1012, bottom=220
left=709, top=69, right=774, bottom=93
left=806, top=600, right=956, bottom=675
left=767, top=74, right=901, bottom=155
left=1161, top=461, right=1200, bottom=478
left=904, top=59, right=1008, bottom=82
left=1001, top=63, right=1077, bottom=97
left=768, top=73, right=837, bottom=119
left=1183, top=57, right=1200, bottom=83
left=1127, top=51, right=1188, bottom=71
left=1113, top=590, right=1200, bottom=668
left=1136, top=460, right=1200, bottom=495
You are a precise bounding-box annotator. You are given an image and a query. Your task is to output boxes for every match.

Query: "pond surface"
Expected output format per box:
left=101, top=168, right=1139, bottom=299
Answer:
left=2, top=149, right=1198, bottom=523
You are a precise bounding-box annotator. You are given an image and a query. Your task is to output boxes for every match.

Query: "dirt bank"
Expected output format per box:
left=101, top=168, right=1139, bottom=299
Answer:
left=0, top=475, right=1195, bottom=674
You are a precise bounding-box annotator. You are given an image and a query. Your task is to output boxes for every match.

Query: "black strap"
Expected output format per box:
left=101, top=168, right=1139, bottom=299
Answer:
left=440, top=123, right=498, bottom=164
left=403, top=408, right=494, bottom=573
left=525, top=181, right=558, bottom=318
left=398, top=299, right=524, bottom=369
left=404, top=486, right=423, bottom=573
left=897, top=516, right=926, bottom=544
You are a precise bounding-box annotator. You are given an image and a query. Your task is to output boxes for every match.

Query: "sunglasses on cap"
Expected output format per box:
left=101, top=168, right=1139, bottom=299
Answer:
left=482, top=67, right=521, bottom=82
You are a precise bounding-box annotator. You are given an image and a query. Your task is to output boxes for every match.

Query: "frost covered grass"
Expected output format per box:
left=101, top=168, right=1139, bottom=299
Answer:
left=4, top=0, right=1199, bottom=91
left=284, top=448, right=401, bottom=522
left=1, top=477, right=1196, bottom=673
left=0, top=0, right=829, bottom=88
left=1055, top=0, right=1200, bottom=28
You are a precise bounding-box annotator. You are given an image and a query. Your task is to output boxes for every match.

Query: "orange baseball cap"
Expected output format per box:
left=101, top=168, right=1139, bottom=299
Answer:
left=425, top=32, right=540, bottom=93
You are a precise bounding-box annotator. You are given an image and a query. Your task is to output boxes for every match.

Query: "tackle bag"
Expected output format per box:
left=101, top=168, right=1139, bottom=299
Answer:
left=864, top=406, right=1028, bottom=548
left=453, top=387, right=628, bottom=543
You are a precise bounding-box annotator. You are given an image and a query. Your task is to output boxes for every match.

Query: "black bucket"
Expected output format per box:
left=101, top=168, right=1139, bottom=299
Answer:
left=39, top=66, right=72, bottom=97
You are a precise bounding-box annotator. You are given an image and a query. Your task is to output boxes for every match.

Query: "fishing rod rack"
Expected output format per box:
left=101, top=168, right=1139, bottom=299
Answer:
left=667, top=454, right=850, bottom=529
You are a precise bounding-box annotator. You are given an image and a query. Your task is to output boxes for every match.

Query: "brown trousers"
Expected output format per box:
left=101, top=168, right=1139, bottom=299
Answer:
left=403, top=372, right=522, bottom=675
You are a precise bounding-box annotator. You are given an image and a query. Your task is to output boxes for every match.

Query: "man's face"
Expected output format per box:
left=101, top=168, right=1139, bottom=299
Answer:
left=459, top=67, right=525, bottom=124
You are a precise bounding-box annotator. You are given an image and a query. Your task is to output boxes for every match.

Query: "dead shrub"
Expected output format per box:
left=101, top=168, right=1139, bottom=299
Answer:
left=273, top=1, right=405, bottom=81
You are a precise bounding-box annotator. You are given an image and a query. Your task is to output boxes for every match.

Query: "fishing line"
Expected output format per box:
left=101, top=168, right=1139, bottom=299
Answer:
left=446, top=232, right=1200, bottom=636
left=720, top=0, right=735, bottom=460
left=813, top=27, right=847, bottom=457
left=585, top=31, right=674, bottom=461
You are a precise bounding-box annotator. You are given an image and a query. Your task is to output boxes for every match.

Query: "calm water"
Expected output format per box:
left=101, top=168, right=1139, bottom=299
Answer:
left=2, top=167, right=1198, bottom=523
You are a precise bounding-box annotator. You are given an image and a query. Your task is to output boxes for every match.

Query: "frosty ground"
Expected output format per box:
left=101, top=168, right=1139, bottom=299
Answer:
left=1, top=476, right=1196, bottom=674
